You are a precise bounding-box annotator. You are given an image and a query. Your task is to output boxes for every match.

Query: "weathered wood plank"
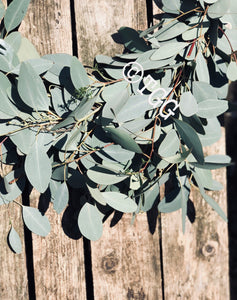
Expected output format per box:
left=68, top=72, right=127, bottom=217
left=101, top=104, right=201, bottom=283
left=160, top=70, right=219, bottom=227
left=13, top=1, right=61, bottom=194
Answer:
left=19, top=0, right=72, bottom=56
left=91, top=214, right=163, bottom=300
left=74, top=1, right=163, bottom=299
left=161, top=129, right=229, bottom=300
left=0, top=195, right=29, bottom=300
left=19, top=1, right=87, bottom=299
left=74, top=0, right=148, bottom=65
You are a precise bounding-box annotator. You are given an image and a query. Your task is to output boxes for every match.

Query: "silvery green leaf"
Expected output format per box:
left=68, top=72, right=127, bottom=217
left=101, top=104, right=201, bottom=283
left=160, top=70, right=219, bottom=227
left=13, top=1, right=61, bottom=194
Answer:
left=174, top=119, right=204, bottom=164
left=87, top=165, right=128, bottom=185
left=25, top=140, right=52, bottom=193
left=4, top=0, right=30, bottom=33
left=155, top=20, right=189, bottom=42
left=227, top=62, right=237, bottom=81
left=195, top=52, right=210, bottom=83
left=158, top=129, right=180, bottom=157
left=17, top=37, right=40, bottom=61
left=197, top=99, right=228, bottom=118
left=180, top=91, right=198, bottom=117
left=53, top=182, right=69, bottom=214
left=8, top=226, right=22, bottom=254
left=150, top=42, right=188, bottom=60
left=18, top=61, right=49, bottom=111
left=78, top=203, right=103, bottom=241
left=70, top=56, right=89, bottom=89
left=101, top=192, right=137, bottom=213
left=208, top=0, right=231, bottom=19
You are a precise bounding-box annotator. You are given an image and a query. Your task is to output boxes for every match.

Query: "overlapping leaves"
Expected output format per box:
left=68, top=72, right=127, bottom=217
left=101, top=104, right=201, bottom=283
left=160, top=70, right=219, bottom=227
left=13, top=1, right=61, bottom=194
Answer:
left=0, top=0, right=234, bottom=249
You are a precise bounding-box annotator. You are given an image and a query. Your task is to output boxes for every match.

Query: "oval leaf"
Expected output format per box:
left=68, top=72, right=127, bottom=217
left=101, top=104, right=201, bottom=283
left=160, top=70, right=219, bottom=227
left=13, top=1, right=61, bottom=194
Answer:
left=180, top=91, right=198, bottom=117
left=18, top=61, right=49, bottom=111
left=78, top=203, right=103, bottom=241
left=101, top=192, right=138, bottom=213
left=87, top=165, right=128, bottom=185
left=8, top=226, right=22, bottom=254
left=22, top=206, right=51, bottom=236
left=197, top=100, right=228, bottom=118
left=151, top=42, right=188, bottom=60
left=24, top=140, right=52, bottom=193
left=53, top=182, right=69, bottom=214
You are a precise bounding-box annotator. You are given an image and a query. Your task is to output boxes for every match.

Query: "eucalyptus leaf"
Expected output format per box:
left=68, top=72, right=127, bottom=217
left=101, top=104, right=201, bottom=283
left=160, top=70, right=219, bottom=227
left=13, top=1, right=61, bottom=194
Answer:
left=53, top=182, right=69, bottom=214
left=18, top=61, right=49, bottom=111
left=24, top=140, right=52, bottom=193
left=22, top=206, right=51, bottom=236
left=197, top=99, right=228, bottom=118
left=70, top=56, right=90, bottom=89
left=151, top=42, right=188, bottom=60
left=227, top=62, right=237, bottom=81
left=180, top=91, right=198, bottom=117
left=8, top=226, right=22, bottom=254
left=174, top=119, right=204, bottom=164
left=101, top=192, right=137, bottom=213
left=78, top=203, right=103, bottom=241
left=4, top=0, right=31, bottom=33
left=87, top=165, right=128, bottom=185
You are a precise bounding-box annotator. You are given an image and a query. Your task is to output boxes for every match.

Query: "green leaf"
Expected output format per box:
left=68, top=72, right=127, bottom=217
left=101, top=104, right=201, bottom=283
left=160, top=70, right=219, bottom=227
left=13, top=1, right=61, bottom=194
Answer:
left=195, top=52, right=210, bottom=83
left=197, top=100, right=228, bottom=118
left=155, top=20, right=189, bottom=41
left=5, top=32, right=22, bottom=52
left=18, top=61, right=49, bottom=111
left=0, top=39, right=19, bottom=72
left=174, top=119, right=204, bottom=164
left=141, top=183, right=159, bottom=212
left=101, top=192, right=137, bottom=213
left=104, top=127, right=142, bottom=154
left=118, top=26, right=151, bottom=52
left=208, top=0, right=231, bottom=19
left=191, top=169, right=227, bottom=222
left=17, top=37, right=40, bottom=61
left=158, top=129, right=180, bottom=157
left=8, top=226, right=22, bottom=254
left=180, top=91, right=198, bottom=117
left=0, top=1, right=5, bottom=20
left=158, top=188, right=182, bottom=213
left=78, top=203, right=103, bottom=241
left=4, top=0, right=31, bottom=33
left=192, top=81, right=217, bottom=103
left=70, top=56, right=89, bottom=89
left=190, top=154, right=231, bottom=169
left=150, top=42, right=188, bottom=60
left=227, top=62, right=237, bottom=81
left=53, top=182, right=69, bottom=214
left=198, top=117, right=221, bottom=146
left=86, top=180, right=106, bottom=206
left=0, top=72, right=20, bottom=117
left=163, top=148, right=191, bottom=163
left=22, top=206, right=51, bottom=236
left=10, top=128, right=36, bottom=154
left=24, top=140, right=52, bottom=193
left=87, top=165, right=128, bottom=185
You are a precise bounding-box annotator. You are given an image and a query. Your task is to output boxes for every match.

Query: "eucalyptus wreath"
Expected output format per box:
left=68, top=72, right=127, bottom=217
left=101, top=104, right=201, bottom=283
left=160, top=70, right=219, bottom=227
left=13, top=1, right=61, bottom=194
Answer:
left=0, top=0, right=236, bottom=253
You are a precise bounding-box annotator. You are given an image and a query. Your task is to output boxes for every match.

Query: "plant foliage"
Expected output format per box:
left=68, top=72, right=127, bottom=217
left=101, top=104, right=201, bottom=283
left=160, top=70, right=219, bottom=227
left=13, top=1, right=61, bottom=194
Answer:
left=0, top=0, right=235, bottom=250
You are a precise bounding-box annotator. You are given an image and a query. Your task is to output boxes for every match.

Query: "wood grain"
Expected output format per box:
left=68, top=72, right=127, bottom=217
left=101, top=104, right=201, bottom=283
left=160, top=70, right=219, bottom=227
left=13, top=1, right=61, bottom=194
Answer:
left=0, top=196, right=28, bottom=300
left=19, top=0, right=72, bottom=56
left=161, top=129, right=229, bottom=300
left=91, top=213, right=163, bottom=300
left=19, top=1, right=87, bottom=299
left=74, top=0, right=148, bottom=65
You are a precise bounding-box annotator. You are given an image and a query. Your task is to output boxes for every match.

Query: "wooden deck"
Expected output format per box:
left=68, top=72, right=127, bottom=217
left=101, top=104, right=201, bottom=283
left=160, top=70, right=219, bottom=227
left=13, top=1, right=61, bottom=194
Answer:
left=0, top=1, right=229, bottom=299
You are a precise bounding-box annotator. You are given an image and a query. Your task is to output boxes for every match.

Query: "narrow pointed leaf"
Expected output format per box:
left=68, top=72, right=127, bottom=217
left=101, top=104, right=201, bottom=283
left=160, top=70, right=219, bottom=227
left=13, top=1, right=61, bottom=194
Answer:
left=87, top=165, right=128, bottom=185
left=150, top=42, right=188, bottom=60
left=174, top=119, right=204, bottom=164
left=70, top=56, right=89, bottom=89
left=197, top=100, right=228, bottom=118
left=104, top=127, right=142, bottom=154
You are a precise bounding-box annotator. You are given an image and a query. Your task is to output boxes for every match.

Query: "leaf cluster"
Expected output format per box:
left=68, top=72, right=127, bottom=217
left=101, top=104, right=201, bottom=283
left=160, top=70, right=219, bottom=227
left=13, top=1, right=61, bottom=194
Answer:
left=0, top=0, right=235, bottom=251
